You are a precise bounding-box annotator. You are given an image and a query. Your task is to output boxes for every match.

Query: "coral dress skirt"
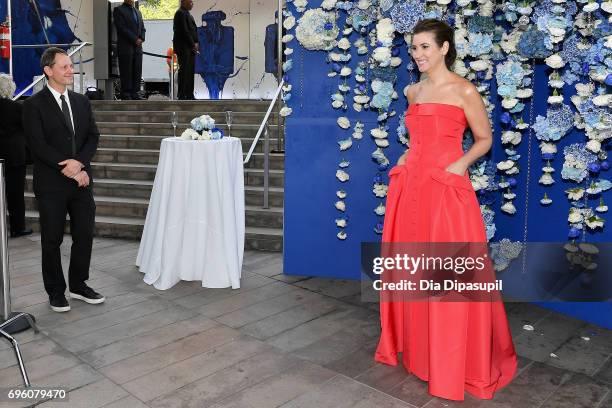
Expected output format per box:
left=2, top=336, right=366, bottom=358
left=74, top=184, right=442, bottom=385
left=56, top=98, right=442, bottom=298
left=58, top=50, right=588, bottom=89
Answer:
left=375, top=103, right=517, bottom=401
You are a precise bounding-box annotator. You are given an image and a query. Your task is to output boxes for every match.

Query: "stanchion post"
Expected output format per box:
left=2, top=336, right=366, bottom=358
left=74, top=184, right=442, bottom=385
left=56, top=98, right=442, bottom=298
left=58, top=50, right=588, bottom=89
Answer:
left=263, top=125, right=270, bottom=209
left=0, top=160, right=11, bottom=320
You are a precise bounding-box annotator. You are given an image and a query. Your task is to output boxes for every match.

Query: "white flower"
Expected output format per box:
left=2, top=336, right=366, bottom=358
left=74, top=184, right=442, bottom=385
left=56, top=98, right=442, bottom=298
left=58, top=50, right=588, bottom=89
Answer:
left=469, top=60, right=489, bottom=71
left=283, top=15, right=296, bottom=30
left=497, top=160, right=515, bottom=171
left=437, top=0, right=451, bottom=4
left=339, top=84, right=350, bottom=92
left=593, top=94, right=611, bottom=107
left=456, top=0, right=471, bottom=6
left=352, top=130, right=364, bottom=139
left=586, top=139, right=601, bottom=153
left=540, top=197, right=553, bottom=205
left=545, top=54, right=565, bottom=69
left=540, top=142, right=557, bottom=154
left=335, top=218, right=347, bottom=228
left=376, top=18, right=395, bottom=46
left=375, top=139, right=390, bottom=148
left=590, top=70, right=607, bottom=82
left=516, top=89, right=533, bottom=99
left=539, top=173, right=555, bottom=185
left=542, top=165, right=555, bottom=173
left=506, top=166, right=520, bottom=175
left=337, top=117, right=351, bottom=129
left=295, top=9, right=338, bottom=51
left=471, top=175, right=489, bottom=191
left=502, top=131, right=522, bottom=145
left=548, top=95, right=564, bottom=104
left=480, top=0, right=494, bottom=16
left=336, top=170, right=350, bottom=182
left=516, top=122, right=529, bottom=130
left=605, top=36, right=612, bottom=49
left=453, top=60, right=469, bottom=77
left=284, top=48, right=294, bottom=56
left=353, top=95, right=370, bottom=104
left=567, top=188, right=585, bottom=200
left=373, top=47, right=392, bottom=65
left=338, top=38, right=351, bottom=50
left=371, top=128, right=388, bottom=139
left=501, top=202, right=517, bottom=214
left=357, top=0, right=371, bottom=9
left=328, top=72, right=337, bottom=77
left=353, top=103, right=363, bottom=112
left=337, top=230, right=347, bottom=240
left=280, top=106, right=293, bottom=117
left=355, top=75, right=366, bottom=83
left=374, top=203, right=386, bottom=216
left=596, top=205, right=608, bottom=213
left=585, top=216, right=604, bottom=229
left=340, top=67, right=352, bottom=76
left=282, top=83, right=292, bottom=92
left=335, top=200, right=346, bottom=211
left=502, top=98, right=519, bottom=109
left=390, top=57, right=402, bottom=67
left=282, top=34, right=294, bottom=43
left=517, top=5, right=533, bottom=14
left=321, top=0, right=337, bottom=10
left=373, top=183, right=388, bottom=197
left=294, top=0, right=308, bottom=12
left=180, top=128, right=199, bottom=140
left=197, top=130, right=212, bottom=140
left=332, top=100, right=343, bottom=109
left=602, top=1, right=612, bottom=13
left=338, top=137, right=353, bottom=150
left=584, top=2, right=600, bottom=12
left=336, top=190, right=347, bottom=199
left=549, top=79, right=565, bottom=89
left=568, top=210, right=583, bottom=224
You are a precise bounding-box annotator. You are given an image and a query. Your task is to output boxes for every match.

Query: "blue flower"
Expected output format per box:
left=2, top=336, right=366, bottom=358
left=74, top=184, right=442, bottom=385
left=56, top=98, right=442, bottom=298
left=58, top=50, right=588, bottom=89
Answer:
left=468, top=33, right=494, bottom=57
left=507, top=178, right=517, bottom=188
left=468, top=16, right=496, bottom=34
left=588, top=163, right=601, bottom=173
left=533, top=105, right=574, bottom=142
left=568, top=227, right=581, bottom=239
left=518, top=27, right=553, bottom=59
left=500, top=112, right=511, bottom=124
left=601, top=161, right=610, bottom=171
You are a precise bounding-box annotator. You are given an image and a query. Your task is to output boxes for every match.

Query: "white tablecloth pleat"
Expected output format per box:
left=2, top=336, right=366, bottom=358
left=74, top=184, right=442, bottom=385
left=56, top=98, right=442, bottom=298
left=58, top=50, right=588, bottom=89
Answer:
left=136, top=137, right=245, bottom=290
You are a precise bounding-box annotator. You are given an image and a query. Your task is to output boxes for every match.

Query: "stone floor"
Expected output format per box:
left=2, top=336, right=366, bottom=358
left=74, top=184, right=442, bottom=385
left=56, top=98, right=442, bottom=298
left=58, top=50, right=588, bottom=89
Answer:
left=0, top=235, right=611, bottom=408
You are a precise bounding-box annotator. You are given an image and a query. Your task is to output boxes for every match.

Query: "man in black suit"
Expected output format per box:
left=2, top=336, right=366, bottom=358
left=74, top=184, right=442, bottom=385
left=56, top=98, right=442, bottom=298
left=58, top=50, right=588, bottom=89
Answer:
left=0, top=74, right=33, bottom=238
left=173, top=0, right=198, bottom=100
left=23, top=47, right=105, bottom=313
left=113, top=0, right=146, bottom=100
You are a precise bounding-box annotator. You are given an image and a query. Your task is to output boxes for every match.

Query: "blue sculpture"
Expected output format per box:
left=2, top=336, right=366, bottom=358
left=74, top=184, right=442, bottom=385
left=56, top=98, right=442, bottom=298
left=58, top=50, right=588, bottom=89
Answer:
left=0, top=0, right=77, bottom=93
left=195, top=11, right=234, bottom=99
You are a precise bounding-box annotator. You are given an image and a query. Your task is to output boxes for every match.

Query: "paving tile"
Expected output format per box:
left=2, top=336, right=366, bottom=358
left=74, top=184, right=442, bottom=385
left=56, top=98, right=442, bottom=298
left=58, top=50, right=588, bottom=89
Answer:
left=99, top=325, right=241, bottom=384
left=539, top=372, right=609, bottom=408
left=101, top=396, right=151, bottom=408
left=598, top=391, right=612, bottom=408
left=0, top=337, right=61, bottom=370
left=513, top=313, right=587, bottom=362
left=0, top=350, right=83, bottom=388
left=546, top=334, right=611, bottom=375
left=422, top=395, right=484, bottom=408
left=122, top=337, right=270, bottom=401
left=78, top=315, right=217, bottom=368
left=279, top=374, right=415, bottom=408
left=38, top=379, right=128, bottom=408
left=293, top=278, right=362, bottom=299
left=270, top=274, right=310, bottom=284
left=292, top=328, right=373, bottom=366
left=209, top=362, right=337, bottom=408
left=148, top=349, right=302, bottom=408
left=324, top=344, right=379, bottom=378
left=387, top=375, right=433, bottom=407
left=596, top=357, right=612, bottom=385
left=506, top=302, right=551, bottom=337
left=354, top=363, right=410, bottom=394
left=479, top=361, right=572, bottom=408
left=215, top=290, right=325, bottom=328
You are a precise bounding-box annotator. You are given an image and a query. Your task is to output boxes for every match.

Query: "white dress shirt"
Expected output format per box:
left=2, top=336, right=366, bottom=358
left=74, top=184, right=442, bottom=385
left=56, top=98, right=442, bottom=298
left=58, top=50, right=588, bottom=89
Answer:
left=47, top=84, right=75, bottom=132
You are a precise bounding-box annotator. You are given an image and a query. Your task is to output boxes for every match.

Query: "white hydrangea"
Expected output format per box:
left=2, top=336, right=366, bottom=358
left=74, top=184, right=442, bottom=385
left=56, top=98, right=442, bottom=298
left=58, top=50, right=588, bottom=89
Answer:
left=516, top=89, right=533, bottom=99
left=593, top=94, right=611, bottom=107
left=539, top=173, right=555, bottom=185
left=586, top=139, right=601, bottom=153
left=502, top=131, right=522, bottom=145
left=471, top=174, right=489, bottom=191
left=335, top=200, right=346, bottom=211
left=373, top=47, right=392, bottom=65
left=602, top=1, right=612, bottom=13
left=376, top=18, right=395, bottom=47
left=280, top=106, right=293, bottom=117
left=340, top=67, right=352, bottom=76
left=373, top=184, right=388, bottom=197
left=336, top=170, right=350, bottom=182
left=583, top=2, right=600, bottom=12
left=180, top=128, right=199, bottom=140
left=502, top=98, right=519, bottom=109
left=338, top=37, right=351, bottom=50
left=335, top=218, right=347, bottom=228
left=469, top=59, right=490, bottom=71
left=371, top=128, right=388, bottom=139
left=282, top=34, right=294, bottom=43
left=540, top=142, right=557, bottom=154
left=284, top=15, right=296, bottom=30
left=375, top=139, right=390, bottom=148
left=497, top=160, right=515, bottom=171
left=294, top=0, right=308, bottom=12
left=501, top=202, right=517, bottom=214
left=545, top=54, right=566, bottom=69
left=337, top=116, right=351, bottom=129
left=321, top=0, right=337, bottom=10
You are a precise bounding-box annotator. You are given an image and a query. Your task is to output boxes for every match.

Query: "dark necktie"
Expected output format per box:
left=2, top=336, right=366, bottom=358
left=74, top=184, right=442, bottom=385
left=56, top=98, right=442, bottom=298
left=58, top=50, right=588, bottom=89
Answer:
left=60, top=94, right=76, bottom=156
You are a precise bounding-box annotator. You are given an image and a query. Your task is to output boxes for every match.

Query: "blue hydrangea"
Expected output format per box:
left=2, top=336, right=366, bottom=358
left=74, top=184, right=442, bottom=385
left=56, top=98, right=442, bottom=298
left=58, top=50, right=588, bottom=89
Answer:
left=561, top=34, right=588, bottom=76
left=517, top=27, right=553, bottom=59
left=389, top=0, right=425, bottom=34
left=371, top=93, right=392, bottom=110
left=468, top=33, right=493, bottom=57
left=397, top=111, right=409, bottom=146
left=335, top=1, right=354, bottom=11
left=468, top=16, right=496, bottom=34
left=562, top=143, right=598, bottom=183
left=481, top=206, right=496, bottom=241
left=496, top=60, right=525, bottom=92
left=533, top=105, right=574, bottom=142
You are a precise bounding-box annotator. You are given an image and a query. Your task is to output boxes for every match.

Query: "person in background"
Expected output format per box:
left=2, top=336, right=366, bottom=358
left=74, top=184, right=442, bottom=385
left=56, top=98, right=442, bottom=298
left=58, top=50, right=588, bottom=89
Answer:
left=173, top=0, right=198, bottom=100
left=23, top=47, right=104, bottom=313
left=0, top=74, right=32, bottom=238
left=113, top=0, right=146, bottom=100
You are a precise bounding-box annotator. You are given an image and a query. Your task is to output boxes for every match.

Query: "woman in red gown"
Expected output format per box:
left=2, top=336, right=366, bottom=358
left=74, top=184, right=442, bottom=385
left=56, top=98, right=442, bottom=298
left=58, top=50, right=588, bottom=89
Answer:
left=375, top=19, right=517, bottom=401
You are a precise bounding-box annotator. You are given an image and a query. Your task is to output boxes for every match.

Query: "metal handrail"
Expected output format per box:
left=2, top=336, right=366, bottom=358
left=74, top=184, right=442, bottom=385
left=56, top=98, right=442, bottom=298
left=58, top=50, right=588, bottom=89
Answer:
left=12, top=42, right=92, bottom=101
left=244, top=79, right=284, bottom=164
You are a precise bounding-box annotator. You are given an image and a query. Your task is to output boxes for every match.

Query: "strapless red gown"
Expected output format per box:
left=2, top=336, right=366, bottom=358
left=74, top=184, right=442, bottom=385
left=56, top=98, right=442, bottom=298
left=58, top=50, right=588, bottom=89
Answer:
left=375, top=103, right=517, bottom=401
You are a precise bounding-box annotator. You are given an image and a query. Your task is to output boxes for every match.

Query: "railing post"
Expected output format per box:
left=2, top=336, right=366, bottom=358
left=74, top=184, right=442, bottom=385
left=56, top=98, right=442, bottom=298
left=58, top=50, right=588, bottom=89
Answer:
left=276, top=0, right=284, bottom=153
left=79, top=48, right=84, bottom=93
left=263, top=125, right=270, bottom=209
left=0, top=160, right=10, bottom=320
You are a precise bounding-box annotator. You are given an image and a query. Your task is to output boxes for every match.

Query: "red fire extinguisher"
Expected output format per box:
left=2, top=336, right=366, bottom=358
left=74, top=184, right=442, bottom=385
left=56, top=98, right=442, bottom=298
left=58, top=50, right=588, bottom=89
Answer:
left=0, top=23, right=10, bottom=59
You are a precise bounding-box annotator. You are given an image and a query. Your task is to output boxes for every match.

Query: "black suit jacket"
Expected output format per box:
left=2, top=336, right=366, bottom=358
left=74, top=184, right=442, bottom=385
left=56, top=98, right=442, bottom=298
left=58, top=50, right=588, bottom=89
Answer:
left=173, top=8, right=198, bottom=52
left=22, top=87, right=99, bottom=193
left=113, top=3, right=146, bottom=55
left=0, top=99, right=27, bottom=166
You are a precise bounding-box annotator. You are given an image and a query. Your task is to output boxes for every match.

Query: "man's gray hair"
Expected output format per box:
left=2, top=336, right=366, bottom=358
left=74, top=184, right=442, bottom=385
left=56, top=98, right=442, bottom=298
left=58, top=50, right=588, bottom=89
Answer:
left=0, top=73, right=16, bottom=99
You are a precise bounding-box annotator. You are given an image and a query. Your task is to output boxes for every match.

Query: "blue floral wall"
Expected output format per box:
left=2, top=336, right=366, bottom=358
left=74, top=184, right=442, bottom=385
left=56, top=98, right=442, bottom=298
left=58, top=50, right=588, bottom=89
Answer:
left=281, top=0, right=611, bottom=327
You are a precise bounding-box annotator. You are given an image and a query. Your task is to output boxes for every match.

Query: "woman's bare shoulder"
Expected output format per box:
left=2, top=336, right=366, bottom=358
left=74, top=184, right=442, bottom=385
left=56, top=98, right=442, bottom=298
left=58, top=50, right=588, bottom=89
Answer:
left=404, top=82, right=421, bottom=103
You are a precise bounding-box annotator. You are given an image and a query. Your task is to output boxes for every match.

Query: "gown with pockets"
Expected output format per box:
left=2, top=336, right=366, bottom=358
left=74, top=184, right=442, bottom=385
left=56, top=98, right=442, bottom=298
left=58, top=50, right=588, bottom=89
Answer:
left=375, top=103, right=517, bottom=401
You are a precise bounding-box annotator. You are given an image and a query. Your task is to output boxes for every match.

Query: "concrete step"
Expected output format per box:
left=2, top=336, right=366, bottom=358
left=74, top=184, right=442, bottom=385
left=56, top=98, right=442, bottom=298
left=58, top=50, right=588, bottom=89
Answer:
left=26, top=176, right=284, bottom=207
left=24, top=211, right=283, bottom=251
left=93, top=148, right=285, bottom=169
left=96, top=122, right=281, bottom=138
left=98, top=135, right=280, bottom=153
left=91, top=100, right=271, bottom=113
left=93, top=110, right=280, bottom=125
left=24, top=194, right=283, bottom=229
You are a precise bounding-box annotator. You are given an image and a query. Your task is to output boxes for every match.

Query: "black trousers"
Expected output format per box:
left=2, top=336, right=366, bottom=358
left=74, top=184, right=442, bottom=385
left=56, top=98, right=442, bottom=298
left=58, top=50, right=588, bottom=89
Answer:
left=4, top=165, right=26, bottom=234
left=176, top=48, right=195, bottom=100
left=117, top=48, right=143, bottom=97
left=36, top=187, right=95, bottom=297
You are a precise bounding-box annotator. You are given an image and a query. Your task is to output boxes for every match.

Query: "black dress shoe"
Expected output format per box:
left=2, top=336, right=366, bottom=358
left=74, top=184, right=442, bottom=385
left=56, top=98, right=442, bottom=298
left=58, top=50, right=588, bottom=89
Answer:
left=49, top=294, right=70, bottom=312
left=69, top=285, right=105, bottom=304
left=10, top=228, right=33, bottom=238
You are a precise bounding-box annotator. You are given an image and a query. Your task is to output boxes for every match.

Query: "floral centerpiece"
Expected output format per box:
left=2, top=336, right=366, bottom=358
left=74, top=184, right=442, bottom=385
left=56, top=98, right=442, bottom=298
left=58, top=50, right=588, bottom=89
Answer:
left=180, top=115, right=224, bottom=140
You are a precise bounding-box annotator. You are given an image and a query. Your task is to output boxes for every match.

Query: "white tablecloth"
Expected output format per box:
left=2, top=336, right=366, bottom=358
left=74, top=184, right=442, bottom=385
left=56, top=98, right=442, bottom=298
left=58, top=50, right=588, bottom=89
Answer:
left=136, top=137, right=245, bottom=290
